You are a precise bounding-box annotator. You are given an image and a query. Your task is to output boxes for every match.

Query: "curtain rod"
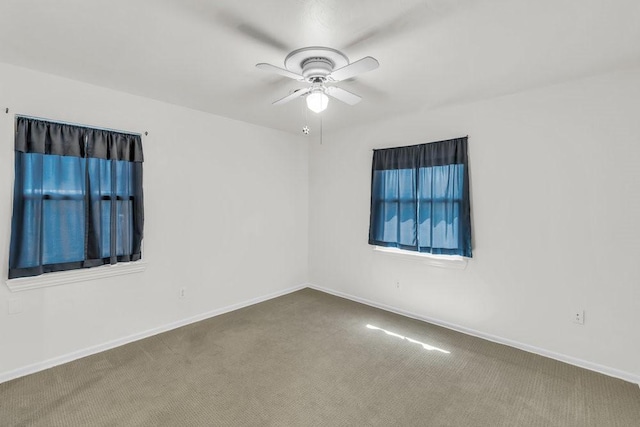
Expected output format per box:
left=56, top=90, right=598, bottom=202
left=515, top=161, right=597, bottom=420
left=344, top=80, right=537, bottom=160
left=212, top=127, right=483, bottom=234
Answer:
left=7, top=109, right=148, bottom=137
left=371, top=135, right=469, bottom=151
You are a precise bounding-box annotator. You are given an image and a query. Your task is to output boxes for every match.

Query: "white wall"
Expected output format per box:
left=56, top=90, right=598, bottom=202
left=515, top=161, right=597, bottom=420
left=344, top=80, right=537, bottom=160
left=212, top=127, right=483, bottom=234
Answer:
left=0, top=63, right=308, bottom=378
left=2, top=61, right=639, bottom=384
left=309, top=68, right=640, bottom=381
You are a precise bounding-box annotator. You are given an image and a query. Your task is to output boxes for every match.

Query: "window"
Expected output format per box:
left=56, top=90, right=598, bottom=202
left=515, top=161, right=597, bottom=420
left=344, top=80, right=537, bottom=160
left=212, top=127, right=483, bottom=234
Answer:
left=368, top=137, right=472, bottom=257
left=8, top=117, right=144, bottom=279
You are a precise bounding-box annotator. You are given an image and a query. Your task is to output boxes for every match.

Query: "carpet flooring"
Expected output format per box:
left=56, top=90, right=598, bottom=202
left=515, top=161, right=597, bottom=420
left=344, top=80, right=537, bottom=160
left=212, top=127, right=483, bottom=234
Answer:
left=1, top=288, right=639, bottom=426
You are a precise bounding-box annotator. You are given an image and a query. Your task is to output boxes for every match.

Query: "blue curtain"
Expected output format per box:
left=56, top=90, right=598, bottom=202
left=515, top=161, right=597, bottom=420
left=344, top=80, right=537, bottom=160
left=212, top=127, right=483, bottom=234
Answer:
left=368, top=137, right=472, bottom=257
left=9, top=117, right=144, bottom=279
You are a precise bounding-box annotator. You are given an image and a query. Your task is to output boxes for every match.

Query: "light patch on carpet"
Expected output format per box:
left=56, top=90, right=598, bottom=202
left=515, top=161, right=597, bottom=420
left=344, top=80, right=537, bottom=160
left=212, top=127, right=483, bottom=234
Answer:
left=366, top=324, right=451, bottom=354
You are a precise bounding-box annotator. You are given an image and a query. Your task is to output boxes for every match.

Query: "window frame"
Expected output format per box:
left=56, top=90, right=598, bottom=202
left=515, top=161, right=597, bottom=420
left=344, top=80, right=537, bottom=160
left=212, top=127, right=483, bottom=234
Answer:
left=5, top=260, right=147, bottom=292
left=373, top=246, right=468, bottom=269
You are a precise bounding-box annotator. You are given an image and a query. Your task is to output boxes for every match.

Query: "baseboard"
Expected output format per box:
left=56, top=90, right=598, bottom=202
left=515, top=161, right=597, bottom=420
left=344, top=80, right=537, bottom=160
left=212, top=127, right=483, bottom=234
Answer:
left=5, top=283, right=638, bottom=386
left=308, top=284, right=640, bottom=386
left=0, top=283, right=307, bottom=384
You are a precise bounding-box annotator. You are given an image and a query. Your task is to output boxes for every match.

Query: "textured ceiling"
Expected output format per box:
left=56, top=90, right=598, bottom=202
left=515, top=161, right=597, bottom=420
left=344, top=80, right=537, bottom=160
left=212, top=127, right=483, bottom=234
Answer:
left=1, top=0, right=639, bottom=134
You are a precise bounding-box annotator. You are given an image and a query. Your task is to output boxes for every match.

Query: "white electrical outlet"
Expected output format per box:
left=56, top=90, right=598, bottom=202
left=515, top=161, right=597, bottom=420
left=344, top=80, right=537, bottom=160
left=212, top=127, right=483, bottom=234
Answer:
left=395, top=281, right=400, bottom=289
left=573, top=309, right=585, bottom=325
left=180, top=288, right=186, bottom=298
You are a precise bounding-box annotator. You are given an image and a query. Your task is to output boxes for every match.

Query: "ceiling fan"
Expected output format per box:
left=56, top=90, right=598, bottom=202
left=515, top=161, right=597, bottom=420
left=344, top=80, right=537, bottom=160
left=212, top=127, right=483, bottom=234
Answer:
left=256, top=47, right=379, bottom=113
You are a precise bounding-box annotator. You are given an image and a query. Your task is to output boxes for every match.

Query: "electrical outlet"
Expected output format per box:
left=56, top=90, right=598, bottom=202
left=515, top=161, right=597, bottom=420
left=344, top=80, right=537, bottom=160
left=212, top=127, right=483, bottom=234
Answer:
left=180, top=288, right=186, bottom=298
left=573, top=309, right=585, bottom=325
left=395, top=281, right=400, bottom=289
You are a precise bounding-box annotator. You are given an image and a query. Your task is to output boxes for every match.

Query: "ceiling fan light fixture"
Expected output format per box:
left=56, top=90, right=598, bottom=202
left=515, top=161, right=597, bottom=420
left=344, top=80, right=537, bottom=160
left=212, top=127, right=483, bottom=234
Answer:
left=306, top=91, right=329, bottom=113
left=257, top=47, right=379, bottom=113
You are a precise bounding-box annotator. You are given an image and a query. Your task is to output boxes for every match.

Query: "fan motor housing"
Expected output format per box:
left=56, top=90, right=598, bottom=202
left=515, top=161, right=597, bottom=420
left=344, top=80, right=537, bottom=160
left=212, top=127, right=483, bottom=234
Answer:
left=284, top=46, right=349, bottom=82
left=301, top=57, right=333, bottom=81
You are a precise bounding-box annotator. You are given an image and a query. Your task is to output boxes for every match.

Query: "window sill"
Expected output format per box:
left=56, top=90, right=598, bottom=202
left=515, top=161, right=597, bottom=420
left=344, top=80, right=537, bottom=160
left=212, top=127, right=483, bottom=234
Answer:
left=373, top=246, right=468, bottom=269
left=5, top=261, right=147, bottom=292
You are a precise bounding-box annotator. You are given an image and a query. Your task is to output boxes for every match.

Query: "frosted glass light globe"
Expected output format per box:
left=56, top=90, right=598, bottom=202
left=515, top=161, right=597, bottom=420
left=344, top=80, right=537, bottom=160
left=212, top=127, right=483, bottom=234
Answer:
left=306, top=91, right=329, bottom=113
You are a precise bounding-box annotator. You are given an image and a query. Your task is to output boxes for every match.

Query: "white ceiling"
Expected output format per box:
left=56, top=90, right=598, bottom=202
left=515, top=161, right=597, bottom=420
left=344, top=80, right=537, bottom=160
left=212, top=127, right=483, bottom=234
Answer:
left=1, top=0, right=639, bottom=134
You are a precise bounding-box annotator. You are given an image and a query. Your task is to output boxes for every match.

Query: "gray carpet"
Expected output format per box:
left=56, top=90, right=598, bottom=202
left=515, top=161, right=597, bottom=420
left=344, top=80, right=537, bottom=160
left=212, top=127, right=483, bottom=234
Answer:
left=1, top=288, right=639, bottom=426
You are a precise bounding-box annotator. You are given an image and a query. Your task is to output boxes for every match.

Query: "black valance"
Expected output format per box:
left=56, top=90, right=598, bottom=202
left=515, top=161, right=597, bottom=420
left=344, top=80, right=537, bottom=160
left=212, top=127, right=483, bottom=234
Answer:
left=15, top=116, right=144, bottom=162
left=372, top=137, right=467, bottom=170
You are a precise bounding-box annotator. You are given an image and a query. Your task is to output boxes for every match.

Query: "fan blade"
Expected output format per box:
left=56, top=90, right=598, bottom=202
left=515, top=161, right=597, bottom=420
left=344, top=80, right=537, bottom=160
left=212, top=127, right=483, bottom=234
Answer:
left=325, top=86, right=362, bottom=105
left=342, top=2, right=459, bottom=50
left=346, top=79, right=390, bottom=101
left=174, top=1, right=291, bottom=51
left=216, top=9, right=290, bottom=51
left=328, top=57, right=379, bottom=82
left=272, top=87, right=311, bottom=106
left=256, top=63, right=304, bottom=81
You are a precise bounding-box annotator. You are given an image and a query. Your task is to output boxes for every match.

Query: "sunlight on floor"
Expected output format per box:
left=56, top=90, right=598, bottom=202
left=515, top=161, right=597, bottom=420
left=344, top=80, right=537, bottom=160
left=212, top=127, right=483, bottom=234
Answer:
left=366, top=324, right=450, bottom=354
